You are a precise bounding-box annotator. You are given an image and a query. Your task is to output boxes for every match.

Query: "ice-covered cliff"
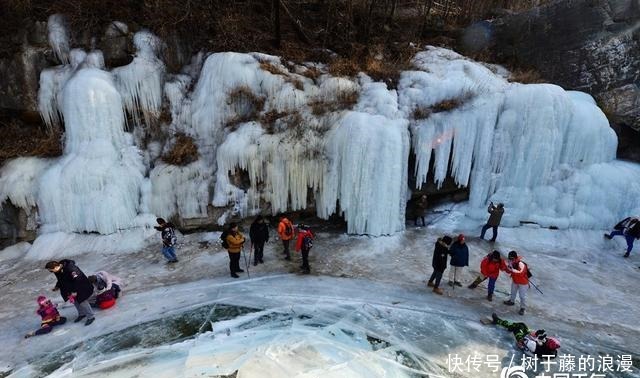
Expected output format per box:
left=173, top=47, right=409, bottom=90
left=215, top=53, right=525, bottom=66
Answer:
left=1, top=16, right=639, bottom=251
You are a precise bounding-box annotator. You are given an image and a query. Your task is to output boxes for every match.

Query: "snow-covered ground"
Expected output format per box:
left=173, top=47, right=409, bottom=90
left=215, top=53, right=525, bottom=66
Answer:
left=1, top=210, right=638, bottom=377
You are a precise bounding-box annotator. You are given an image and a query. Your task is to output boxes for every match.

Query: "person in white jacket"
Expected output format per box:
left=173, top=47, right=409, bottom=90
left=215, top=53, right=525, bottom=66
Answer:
left=88, top=271, right=123, bottom=307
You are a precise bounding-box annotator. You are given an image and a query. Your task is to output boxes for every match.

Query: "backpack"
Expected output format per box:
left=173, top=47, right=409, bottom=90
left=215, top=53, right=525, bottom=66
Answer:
left=303, top=235, right=313, bottom=250
left=523, top=262, right=533, bottom=278
left=220, top=229, right=230, bottom=248
left=285, top=223, right=293, bottom=237
left=170, top=228, right=178, bottom=246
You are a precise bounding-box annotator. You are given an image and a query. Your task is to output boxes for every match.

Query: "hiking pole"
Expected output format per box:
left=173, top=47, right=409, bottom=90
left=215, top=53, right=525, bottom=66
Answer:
left=529, top=280, right=543, bottom=295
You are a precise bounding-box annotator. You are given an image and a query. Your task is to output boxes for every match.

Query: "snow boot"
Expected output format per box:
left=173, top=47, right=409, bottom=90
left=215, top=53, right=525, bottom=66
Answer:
left=448, top=281, right=455, bottom=287
left=519, top=308, right=526, bottom=315
left=231, top=273, right=239, bottom=278
left=433, top=287, right=444, bottom=295
left=74, top=315, right=86, bottom=323
left=427, top=281, right=435, bottom=288
left=85, top=317, right=95, bottom=326
left=487, top=293, right=493, bottom=301
left=491, top=313, right=500, bottom=324
left=624, top=252, right=630, bottom=258
left=468, top=277, right=483, bottom=289
left=454, top=281, right=463, bottom=287
left=604, top=233, right=612, bottom=240
left=504, top=300, right=515, bottom=306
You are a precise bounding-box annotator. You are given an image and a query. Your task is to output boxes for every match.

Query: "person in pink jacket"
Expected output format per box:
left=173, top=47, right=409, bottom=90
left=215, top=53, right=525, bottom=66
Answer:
left=25, top=296, right=67, bottom=338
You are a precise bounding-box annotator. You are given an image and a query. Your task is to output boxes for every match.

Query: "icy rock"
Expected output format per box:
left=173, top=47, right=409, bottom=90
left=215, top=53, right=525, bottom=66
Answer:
left=47, top=14, right=70, bottom=64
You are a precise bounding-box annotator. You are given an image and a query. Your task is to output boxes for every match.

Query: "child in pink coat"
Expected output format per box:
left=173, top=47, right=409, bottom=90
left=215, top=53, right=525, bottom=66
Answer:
left=24, top=296, right=67, bottom=338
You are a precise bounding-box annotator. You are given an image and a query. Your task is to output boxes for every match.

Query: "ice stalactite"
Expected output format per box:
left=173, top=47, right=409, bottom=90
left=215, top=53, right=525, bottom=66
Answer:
left=47, top=14, right=70, bottom=64
left=400, top=47, right=628, bottom=229
left=0, top=158, right=51, bottom=210
left=112, top=31, right=165, bottom=126
left=37, top=68, right=144, bottom=234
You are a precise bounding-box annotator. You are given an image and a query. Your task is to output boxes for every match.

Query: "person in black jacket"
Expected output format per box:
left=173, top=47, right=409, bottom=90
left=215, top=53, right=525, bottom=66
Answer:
left=605, top=216, right=640, bottom=257
left=448, top=234, right=469, bottom=287
left=249, top=216, right=269, bottom=266
left=427, top=235, right=452, bottom=295
left=45, top=260, right=95, bottom=326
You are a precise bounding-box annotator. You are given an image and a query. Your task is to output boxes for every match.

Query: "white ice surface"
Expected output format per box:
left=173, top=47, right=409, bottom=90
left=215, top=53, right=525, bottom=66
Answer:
left=1, top=213, right=639, bottom=377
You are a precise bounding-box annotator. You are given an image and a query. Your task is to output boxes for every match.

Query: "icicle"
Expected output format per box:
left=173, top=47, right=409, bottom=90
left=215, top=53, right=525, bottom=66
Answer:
left=47, top=14, right=70, bottom=64
left=112, top=31, right=165, bottom=126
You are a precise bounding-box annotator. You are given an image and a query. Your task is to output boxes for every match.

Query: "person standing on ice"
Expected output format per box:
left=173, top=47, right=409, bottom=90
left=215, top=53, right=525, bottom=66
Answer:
left=480, top=202, right=504, bottom=242
left=605, top=216, right=640, bottom=257
left=24, top=296, right=67, bottom=338
left=249, top=215, right=269, bottom=266
left=448, top=234, right=469, bottom=287
left=45, top=260, right=95, bottom=326
left=412, top=195, right=429, bottom=226
left=427, top=235, right=452, bottom=295
left=155, top=218, right=178, bottom=263
left=225, top=223, right=245, bottom=278
left=295, top=224, right=315, bottom=274
left=490, top=313, right=560, bottom=358
left=504, top=251, right=529, bottom=315
left=468, top=250, right=507, bottom=301
left=277, top=215, right=295, bottom=261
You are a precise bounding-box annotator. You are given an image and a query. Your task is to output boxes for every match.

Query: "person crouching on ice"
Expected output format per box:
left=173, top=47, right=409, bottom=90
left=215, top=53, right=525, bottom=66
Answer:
left=491, top=313, right=560, bottom=358
left=24, top=296, right=67, bottom=338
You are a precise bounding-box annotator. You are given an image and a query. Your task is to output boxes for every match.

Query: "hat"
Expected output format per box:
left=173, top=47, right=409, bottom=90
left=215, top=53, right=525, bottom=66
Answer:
left=37, top=295, right=48, bottom=305
left=457, top=234, right=465, bottom=241
left=441, top=235, right=453, bottom=244
left=545, top=337, right=560, bottom=350
left=490, top=250, right=501, bottom=260
left=508, top=251, right=518, bottom=259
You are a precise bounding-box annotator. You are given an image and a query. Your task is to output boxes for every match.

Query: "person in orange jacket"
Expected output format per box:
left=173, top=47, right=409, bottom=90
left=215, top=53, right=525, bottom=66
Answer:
left=225, top=223, right=246, bottom=278
left=468, top=250, right=507, bottom=301
left=277, top=215, right=295, bottom=261
left=295, top=224, right=314, bottom=274
left=504, top=251, right=530, bottom=315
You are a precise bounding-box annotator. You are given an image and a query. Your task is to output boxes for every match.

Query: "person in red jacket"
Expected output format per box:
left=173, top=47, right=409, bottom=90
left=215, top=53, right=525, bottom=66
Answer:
left=468, top=250, right=506, bottom=301
left=504, top=251, right=529, bottom=315
left=24, top=296, right=67, bottom=338
left=295, top=224, right=314, bottom=274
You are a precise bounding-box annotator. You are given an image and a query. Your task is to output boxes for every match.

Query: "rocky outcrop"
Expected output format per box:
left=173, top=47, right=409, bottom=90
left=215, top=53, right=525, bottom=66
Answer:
left=483, top=0, right=640, bottom=159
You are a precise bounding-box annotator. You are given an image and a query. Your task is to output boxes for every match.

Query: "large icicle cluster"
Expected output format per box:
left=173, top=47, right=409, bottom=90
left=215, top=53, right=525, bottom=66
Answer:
left=398, top=47, right=633, bottom=228
left=38, top=68, right=145, bottom=234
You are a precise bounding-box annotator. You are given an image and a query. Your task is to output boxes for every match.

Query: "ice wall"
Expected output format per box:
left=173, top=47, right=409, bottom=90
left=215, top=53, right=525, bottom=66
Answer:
left=38, top=68, right=144, bottom=234
left=399, top=47, right=631, bottom=228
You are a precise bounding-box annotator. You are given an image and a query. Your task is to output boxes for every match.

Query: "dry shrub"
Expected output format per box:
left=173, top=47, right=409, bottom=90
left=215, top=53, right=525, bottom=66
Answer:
left=0, top=116, right=63, bottom=163
left=261, top=109, right=288, bottom=126
left=508, top=69, right=545, bottom=84
left=301, top=66, right=322, bottom=82
left=413, top=106, right=431, bottom=120
left=162, top=133, right=199, bottom=166
left=328, top=58, right=360, bottom=77
left=431, top=91, right=474, bottom=113
left=259, top=61, right=304, bottom=91
left=309, top=88, right=359, bottom=116
left=226, top=86, right=265, bottom=126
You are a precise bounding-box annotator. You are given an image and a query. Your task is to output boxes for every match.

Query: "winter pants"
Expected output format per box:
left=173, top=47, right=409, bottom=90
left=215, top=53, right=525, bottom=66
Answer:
left=429, top=270, right=444, bottom=288
left=35, top=317, right=67, bottom=335
left=487, top=277, right=497, bottom=295
left=228, top=252, right=241, bottom=273
left=301, top=248, right=310, bottom=271
left=448, top=266, right=464, bottom=283
left=74, top=299, right=95, bottom=319
left=496, top=319, right=529, bottom=342
left=609, top=230, right=635, bottom=253
left=480, top=224, right=498, bottom=241
left=282, top=239, right=291, bottom=258
left=162, top=246, right=177, bottom=261
left=254, top=242, right=265, bottom=263
left=510, top=282, right=528, bottom=309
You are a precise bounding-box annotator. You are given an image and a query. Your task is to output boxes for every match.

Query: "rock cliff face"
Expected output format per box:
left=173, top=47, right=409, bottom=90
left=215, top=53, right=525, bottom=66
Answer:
left=489, top=0, right=640, bottom=158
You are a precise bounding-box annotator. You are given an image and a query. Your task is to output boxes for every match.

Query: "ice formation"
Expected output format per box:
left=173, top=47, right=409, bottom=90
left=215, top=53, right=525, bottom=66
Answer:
left=37, top=68, right=144, bottom=234
left=399, top=47, right=634, bottom=228
left=47, top=14, right=70, bottom=64
left=112, top=31, right=165, bottom=126
left=0, top=158, right=51, bottom=210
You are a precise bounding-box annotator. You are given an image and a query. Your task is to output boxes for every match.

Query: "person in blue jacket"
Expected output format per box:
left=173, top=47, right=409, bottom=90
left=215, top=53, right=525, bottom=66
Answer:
left=448, top=234, right=469, bottom=287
